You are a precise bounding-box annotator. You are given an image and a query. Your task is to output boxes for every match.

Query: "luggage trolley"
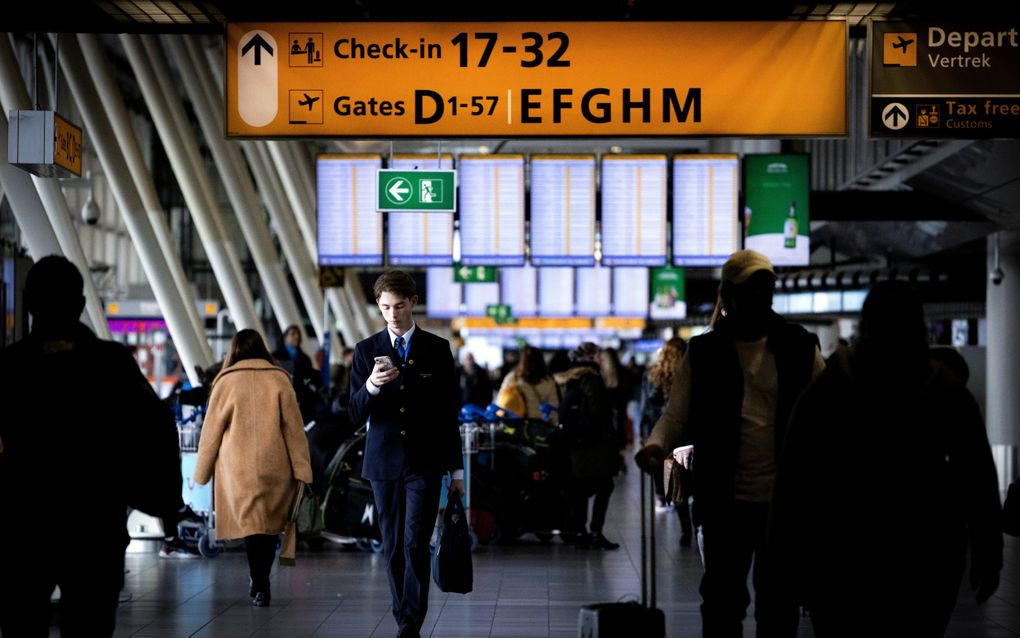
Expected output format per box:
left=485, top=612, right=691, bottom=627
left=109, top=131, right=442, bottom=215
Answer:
left=176, top=407, right=222, bottom=558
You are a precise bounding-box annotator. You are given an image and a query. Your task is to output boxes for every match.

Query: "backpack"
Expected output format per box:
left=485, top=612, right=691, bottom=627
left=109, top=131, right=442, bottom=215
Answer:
left=558, top=376, right=589, bottom=444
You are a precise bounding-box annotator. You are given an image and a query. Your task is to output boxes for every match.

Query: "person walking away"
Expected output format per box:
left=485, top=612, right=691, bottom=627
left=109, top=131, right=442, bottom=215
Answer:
left=635, top=249, right=824, bottom=638
left=639, top=337, right=693, bottom=545
left=498, top=345, right=559, bottom=424
left=0, top=256, right=181, bottom=636
left=348, top=271, right=464, bottom=638
left=459, top=352, right=494, bottom=408
left=273, top=324, right=320, bottom=422
left=556, top=342, right=621, bottom=550
left=195, top=329, right=313, bottom=607
left=769, top=281, right=1002, bottom=638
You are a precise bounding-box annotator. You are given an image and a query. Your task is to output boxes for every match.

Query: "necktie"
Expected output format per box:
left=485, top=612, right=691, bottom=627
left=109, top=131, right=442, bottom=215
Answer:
left=395, top=336, right=406, bottom=363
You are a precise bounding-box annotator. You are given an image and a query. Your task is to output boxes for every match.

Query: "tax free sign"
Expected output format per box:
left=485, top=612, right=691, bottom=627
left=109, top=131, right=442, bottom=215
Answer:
left=226, top=21, right=847, bottom=137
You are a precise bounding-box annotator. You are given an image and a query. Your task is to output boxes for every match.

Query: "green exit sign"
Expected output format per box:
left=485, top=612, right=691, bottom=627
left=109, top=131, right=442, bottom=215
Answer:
left=454, top=263, right=497, bottom=283
left=486, top=304, right=515, bottom=325
left=376, top=169, right=456, bottom=212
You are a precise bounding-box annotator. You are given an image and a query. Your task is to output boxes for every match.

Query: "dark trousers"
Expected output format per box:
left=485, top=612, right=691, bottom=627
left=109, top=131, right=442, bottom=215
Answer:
left=371, top=471, right=442, bottom=632
left=568, top=475, right=615, bottom=534
left=0, top=541, right=125, bottom=638
left=244, top=534, right=278, bottom=595
left=699, top=500, right=797, bottom=638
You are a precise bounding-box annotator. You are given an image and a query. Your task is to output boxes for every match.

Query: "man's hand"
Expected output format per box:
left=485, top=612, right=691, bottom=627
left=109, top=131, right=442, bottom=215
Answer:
left=634, top=444, right=665, bottom=474
left=450, top=478, right=466, bottom=497
left=369, top=361, right=400, bottom=388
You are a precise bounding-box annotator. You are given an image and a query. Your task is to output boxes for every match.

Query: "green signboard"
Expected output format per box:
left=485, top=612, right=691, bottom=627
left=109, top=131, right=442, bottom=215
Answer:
left=486, top=304, right=515, bottom=325
left=650, top=267, right=686, bottom=320
left=376, top=169, right=456, bottom=212
left=454, top=263, right=497, bottom=283
left=743, top=154, right=810, bottom=267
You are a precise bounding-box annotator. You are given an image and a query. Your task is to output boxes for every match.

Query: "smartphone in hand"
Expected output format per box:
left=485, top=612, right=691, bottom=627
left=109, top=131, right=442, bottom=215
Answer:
left=374, top=355, right=394, bottom=371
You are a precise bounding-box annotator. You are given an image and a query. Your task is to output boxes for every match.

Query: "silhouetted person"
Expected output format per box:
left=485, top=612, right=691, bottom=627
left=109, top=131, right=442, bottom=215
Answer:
left=459, top=352, right=493, bottom=408
left=0, top=256, right=181, bottom=636
left=272, top=324, right=319, bottom=422
left=770, top=281, right=1002, bottom=638
left=635, top=249, right=824, bottom=638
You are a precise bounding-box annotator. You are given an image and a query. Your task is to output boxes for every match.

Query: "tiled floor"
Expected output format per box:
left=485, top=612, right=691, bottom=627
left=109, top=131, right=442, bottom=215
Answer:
left=51, top=464, right=1020, bottom=637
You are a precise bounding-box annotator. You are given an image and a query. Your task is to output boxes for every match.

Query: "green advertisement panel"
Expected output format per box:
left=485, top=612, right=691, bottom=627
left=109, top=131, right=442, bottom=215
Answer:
left=743, top=154, right=810, bottom=267
left=650, top=266, right=686, bottom=320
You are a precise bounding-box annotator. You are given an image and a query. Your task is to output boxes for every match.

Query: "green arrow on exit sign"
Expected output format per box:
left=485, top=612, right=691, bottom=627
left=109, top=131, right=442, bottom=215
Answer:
left=377, top=169, right=456, bottom=212
left=454, top=263, right=497, bottom=283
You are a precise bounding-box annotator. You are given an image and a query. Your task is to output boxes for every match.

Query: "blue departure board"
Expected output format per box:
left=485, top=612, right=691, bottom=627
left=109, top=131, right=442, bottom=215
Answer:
left=459, top=154, right=525, bottom=266
left=613, top=267, right=649, bottom=317
left=601, top=155, right=667, bottom=266
left=464, top=282, right=501, bottom=316
left=530, top=155, right=596, bottom=266
left=387, top=154, right=455, bottom=266
left=317, top=154, right=383, bottom=265
left=538, top=267, right=575, bottom=317
left=576, top=266, right=612, bottom=317
left=425, top=268, right=463, bottom=318
left=673, top=155, right=740, bottom=266
left=500, top=265, right=537, bottom=317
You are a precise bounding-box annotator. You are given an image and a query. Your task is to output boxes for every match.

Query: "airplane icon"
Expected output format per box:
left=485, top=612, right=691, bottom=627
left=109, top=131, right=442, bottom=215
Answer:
left=298, top=93, right=320, bottom=110
left=892, top=35, right=914, bottom=52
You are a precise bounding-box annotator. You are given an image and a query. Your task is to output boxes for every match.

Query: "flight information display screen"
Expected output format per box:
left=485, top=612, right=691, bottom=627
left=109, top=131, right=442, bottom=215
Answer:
left=601, top=155, right=667, bottom=266
left=425, top=267, right=462, bottom=319
left=673, top=155, right=740, bottom=266
left=612, top=267, right=649, bottom=317
left=459, top=154, right=525, bottom=266
left=317, top=154, right=383, bottom=265
left=387, top=154, right=454, bottom=266
left=464, top=282, right=501, bottom=316
left=500, top=265, right=537, bottom=317
left=530, top=155, right=596, bottom=266
left=576, top=266, right=612, bottom=317
left=538, top=267, right=575, bottom=316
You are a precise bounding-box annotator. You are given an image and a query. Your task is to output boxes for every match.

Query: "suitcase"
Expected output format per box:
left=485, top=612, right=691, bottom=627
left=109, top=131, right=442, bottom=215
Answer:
left=577, top=470, right=666, bottom=637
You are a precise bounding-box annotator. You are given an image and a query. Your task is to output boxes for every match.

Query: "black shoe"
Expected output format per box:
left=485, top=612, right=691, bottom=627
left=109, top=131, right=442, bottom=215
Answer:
left=252, top=591, right=270, bottom=607
left=396, top=624, right=420, bottom=638
left=591, top=533, right=620, bottom=550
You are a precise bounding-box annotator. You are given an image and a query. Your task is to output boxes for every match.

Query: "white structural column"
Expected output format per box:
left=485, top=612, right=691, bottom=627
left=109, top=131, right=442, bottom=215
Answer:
left=166, top=35, right=315, bottom=354
left=120, top=34, right=260, bottom=333
left=279, top=140, right=372, bottom=343
left=987, top=231, right=1020, bottom=487
left=60, top=35, right=209, bottom=385
left=345, top=280, right=376, bottom=338
left=267, top=141, right=317, bottom=259
left=76, top=34, right=213, bottom=366
left=0, top=35, right=109, bottom=338
left=0, top=115, right=61, bottom=259
left=242, top=141, right=327, bottom=343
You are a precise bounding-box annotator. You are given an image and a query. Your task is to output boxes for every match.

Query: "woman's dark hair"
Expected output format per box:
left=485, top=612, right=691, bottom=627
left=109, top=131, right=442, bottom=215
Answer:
left=516, top=346, right=549, bottom=385
left=225, top=329, right=277, bottom=368
left=373, top=270, right=417, bottom=301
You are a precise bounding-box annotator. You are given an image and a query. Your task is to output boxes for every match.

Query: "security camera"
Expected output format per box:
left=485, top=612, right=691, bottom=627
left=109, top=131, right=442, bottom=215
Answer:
left=990, top=267, right=1005, bottom=286
left=81, top=197, right=100, bottom=226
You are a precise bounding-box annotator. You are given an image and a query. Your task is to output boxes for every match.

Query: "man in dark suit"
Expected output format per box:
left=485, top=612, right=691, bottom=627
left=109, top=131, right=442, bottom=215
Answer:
left=349, top=271, right=464, bottom=638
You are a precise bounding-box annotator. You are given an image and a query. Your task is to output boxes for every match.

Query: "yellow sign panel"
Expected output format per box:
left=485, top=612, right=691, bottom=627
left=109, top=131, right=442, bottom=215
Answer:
left=226, top=21, right=847, bottom=137
left=53, top=113, right=82, bottom=177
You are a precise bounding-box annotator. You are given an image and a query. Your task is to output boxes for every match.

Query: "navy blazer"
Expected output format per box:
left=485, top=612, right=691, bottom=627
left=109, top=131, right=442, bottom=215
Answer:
left=348, top=327, right=462, bottom=481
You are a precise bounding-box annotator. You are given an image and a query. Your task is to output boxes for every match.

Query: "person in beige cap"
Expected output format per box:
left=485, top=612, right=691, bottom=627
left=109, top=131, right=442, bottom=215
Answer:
left=635, top=249, right=824, bottom=638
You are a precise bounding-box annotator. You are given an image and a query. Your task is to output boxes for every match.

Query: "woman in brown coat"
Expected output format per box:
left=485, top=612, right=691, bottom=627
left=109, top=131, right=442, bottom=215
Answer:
left=195, top=329, right=313, bottom=607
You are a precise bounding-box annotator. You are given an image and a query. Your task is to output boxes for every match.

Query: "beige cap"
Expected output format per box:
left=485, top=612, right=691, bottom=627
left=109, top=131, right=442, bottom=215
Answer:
left=721, top=249, right=775, bottom=285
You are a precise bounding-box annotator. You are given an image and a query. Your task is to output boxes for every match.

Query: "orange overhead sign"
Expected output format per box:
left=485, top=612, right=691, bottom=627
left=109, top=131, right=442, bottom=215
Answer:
left=226, top=21, right=847, bottom=138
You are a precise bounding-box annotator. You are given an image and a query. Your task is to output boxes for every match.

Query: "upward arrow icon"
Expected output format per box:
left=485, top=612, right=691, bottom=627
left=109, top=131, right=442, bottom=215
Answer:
left=242, top=34, right=274, bottom=65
